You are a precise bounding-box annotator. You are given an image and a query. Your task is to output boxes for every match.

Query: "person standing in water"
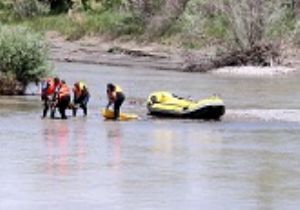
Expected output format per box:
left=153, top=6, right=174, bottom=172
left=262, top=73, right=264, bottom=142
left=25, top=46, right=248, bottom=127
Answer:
left=106, top=83, right=125, bottom=120
left=72, top=81, right=90, bottom=116
left=41, top=77, right=61, bottom=118
left=54, top=80, right=71, bottom=119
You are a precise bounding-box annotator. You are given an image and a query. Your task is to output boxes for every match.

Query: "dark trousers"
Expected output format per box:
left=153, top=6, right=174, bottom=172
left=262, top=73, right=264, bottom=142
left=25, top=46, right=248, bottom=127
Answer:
left=73, top=93, right=90, bottom=116
left=57, top=95, right=70, bottom=119
left=42, top=96, right=49, bottom=118
left=42, top=95, right=55, bottom=118
left=113, top=93, right=125, bottom=119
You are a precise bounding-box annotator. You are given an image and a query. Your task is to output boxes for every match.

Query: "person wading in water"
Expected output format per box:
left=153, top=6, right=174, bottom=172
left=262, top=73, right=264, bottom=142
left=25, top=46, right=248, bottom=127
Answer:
left=53, top=80, right=71, bottom=119
left=72, top=81, right=90, bottom=117
left=41, top=77, right=61, bottom=118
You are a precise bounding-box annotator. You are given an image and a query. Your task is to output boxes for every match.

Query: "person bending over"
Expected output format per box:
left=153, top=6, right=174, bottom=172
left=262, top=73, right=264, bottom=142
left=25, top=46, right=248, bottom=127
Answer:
left=72, top=81, right=90, bottom=116
left=106, top=83, right=125, bottom=120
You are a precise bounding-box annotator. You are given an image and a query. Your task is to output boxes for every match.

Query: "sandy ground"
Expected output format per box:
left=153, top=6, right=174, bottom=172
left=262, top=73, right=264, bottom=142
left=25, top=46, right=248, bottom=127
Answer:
left=46, top=32, right=300, bottom=76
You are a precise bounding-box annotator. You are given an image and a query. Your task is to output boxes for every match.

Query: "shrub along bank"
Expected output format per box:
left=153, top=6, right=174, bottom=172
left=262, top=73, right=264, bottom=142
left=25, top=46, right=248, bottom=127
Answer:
left=0, top=25, right=50, bottom=95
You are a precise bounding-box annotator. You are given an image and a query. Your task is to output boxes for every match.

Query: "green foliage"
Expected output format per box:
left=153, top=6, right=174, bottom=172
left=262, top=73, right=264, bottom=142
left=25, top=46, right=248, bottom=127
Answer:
left=0, top=1, right=14, bottom=22
left=1, top=0, right=299, bottom=50
left=294, top=23, right=300, bottom=46
left=84, top=10, right=144, bottom=37
left=203, top=15, right=229, bottom=40
left=0, top=25, right=50, bottom=89
left=267, top=7, right=296, bottom=39
left=169, top=0, right=299, bottom=49
left=16, top=10, right=144, bottom=40
left=166, top=0, right=229, bottom=49
left=21, top=15, right=78, bottom=36
left=102, top=0, right=124, bottom=10
left=13, top=0, right=49, bottom=18
left=0, top=1, right=6, bottom=9
left=0, top=0, right=12, bottom=10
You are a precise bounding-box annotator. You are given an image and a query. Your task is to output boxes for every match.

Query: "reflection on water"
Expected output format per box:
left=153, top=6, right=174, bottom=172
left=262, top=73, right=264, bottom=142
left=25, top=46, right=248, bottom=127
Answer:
left=43, top=121, right=70, bottom=175
left=153, top=128, right=174, bottom=154
left=104, top=122, right=122, bottom=171
left=42, top=119, right=88, bottom=176
left=73, top=121, right=88, bottom=171
left=0, top=62, right=300, bottom=210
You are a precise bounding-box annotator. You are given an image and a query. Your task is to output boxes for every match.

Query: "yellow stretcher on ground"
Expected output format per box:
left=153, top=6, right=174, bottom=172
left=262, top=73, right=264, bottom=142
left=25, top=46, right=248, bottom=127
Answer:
left=101, top=109, right=139, bottom=121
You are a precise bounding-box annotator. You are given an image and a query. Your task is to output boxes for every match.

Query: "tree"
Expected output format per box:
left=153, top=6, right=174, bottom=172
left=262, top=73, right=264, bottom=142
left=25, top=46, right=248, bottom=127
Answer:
left=12, top=0, right=49, bottom=18
left=127, top=0, right=190, bottom=38
left=128, top=0, right=162, bottom=19
left=145, top=0, right=190, bottom=38
left=0, top=26, right=50, bottom=95
left=295, top=0, right=300, bottom=19
left=223, top=0, right=269, bottom=49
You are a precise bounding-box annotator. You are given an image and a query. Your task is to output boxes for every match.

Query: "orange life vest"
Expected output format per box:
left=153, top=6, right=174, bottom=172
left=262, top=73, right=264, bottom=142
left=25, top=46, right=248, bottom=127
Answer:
left=58, top=83, right=70, bottom=99
left=42, top=78, right=61, bottom=96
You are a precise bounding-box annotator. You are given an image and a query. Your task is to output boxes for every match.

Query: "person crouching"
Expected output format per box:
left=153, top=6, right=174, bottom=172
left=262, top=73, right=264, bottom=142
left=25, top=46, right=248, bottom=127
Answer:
left=72, top=81, right=90, bottom=117
left=106, top=83, right=125, bottom=120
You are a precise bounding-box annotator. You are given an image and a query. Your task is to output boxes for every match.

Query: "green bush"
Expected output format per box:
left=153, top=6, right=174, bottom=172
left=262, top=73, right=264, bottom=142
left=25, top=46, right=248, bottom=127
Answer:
left=0, top=25, right=50, bottom=94
left=84, top=10, right=144, bottom=37
left=13, top=0, right=49, bottom=19
left=102, top=0, right=124, bottom=10
left=294, top=22, right=300, bottom=46
left=267, top=7, right=296, bottom=39
left=18, top=10, right=144, bottom=40
left=21, top=14, right=78, bottom=36
left=0, top=1, right=14, bottom=23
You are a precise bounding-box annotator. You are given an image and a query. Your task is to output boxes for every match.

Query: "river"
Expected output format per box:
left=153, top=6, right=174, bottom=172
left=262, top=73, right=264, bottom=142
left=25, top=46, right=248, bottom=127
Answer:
left=0, top=62, right=299, bottom=210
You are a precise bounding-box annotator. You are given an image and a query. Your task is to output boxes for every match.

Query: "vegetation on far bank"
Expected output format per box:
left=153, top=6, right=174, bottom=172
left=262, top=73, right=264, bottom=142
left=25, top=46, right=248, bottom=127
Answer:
left=0, top=0, right=299, bottom=94
left=1, top=0, right=299, bottom=48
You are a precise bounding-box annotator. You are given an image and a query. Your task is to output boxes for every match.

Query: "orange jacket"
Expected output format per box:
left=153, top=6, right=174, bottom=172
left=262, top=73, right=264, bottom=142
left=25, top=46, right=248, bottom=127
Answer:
left=58, top=83, right=70, bottom=99
left=42, top=78, right=61, bottom=96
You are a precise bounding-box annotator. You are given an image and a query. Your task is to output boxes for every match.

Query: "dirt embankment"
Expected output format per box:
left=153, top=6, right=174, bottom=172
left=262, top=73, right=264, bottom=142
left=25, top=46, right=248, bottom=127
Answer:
left=47, top=32, right=199, bottom=71
left=47, top=32, right=300, bottom=75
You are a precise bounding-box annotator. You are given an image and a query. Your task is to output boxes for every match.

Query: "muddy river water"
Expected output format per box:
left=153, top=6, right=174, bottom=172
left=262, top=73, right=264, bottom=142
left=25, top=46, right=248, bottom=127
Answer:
left=0, top=62, right=299, bottom=210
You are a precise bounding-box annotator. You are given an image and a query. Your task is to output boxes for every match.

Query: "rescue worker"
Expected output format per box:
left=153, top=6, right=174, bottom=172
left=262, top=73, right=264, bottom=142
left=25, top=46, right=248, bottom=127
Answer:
left=72, top=81, right=90, bottom=116
left=41, top=77, right=60, bottom=118
left=54, top=80, right=71, bottom=119
left=106, top=83, right=125, bottom=120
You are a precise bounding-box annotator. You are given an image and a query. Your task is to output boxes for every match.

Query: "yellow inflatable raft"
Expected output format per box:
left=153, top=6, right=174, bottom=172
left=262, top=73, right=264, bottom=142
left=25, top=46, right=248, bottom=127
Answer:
left=102, top=109, right=139, bottom=121
left=147, top=91, right=225, bottom=120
